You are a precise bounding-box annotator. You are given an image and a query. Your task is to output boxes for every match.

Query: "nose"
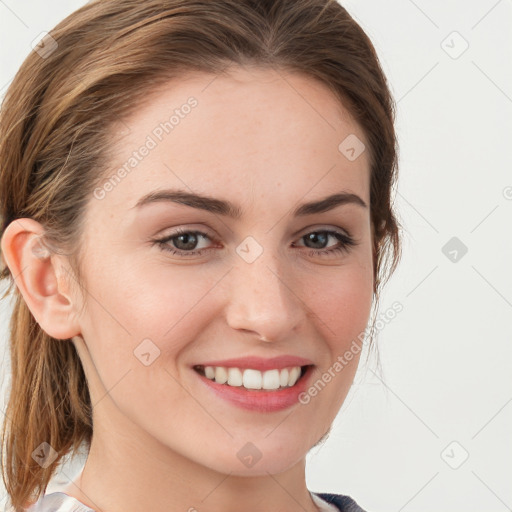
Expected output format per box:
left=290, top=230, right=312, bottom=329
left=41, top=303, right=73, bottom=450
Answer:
left=224, top=247, right=304, bottom=343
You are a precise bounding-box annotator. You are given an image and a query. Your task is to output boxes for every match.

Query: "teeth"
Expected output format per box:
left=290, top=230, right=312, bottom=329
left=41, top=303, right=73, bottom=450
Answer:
left=243, top=369, right=262, bottom=389
left=227, top=367, right=243, bottom=387
left=279, top=368, right=289, bottom=387
left=288, top=366, right=300, bottom=385
left=214, top=366, right=228, bottom=384
left=262, top=369, right=280, bottom=390
left=200, top=365, right=305, bottom=390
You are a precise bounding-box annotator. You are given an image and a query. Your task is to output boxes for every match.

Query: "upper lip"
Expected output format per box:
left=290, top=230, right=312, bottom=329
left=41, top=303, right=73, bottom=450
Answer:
left=193, top=355, right=314, bottom=371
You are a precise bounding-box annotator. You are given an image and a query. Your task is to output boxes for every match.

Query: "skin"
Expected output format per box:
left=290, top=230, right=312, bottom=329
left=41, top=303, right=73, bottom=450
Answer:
left=2, top=66, right=374, bottom=512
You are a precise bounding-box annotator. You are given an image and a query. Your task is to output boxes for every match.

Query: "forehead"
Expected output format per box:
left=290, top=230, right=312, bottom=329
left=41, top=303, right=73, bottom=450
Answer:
left=92, top=66, right=370, bottom=218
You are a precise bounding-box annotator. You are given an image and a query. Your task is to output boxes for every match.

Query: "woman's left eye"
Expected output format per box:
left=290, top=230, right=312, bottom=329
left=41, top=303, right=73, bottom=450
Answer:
left=293, top=230, right=358, bottom=256
left=153, top=228, right=358, bottom=258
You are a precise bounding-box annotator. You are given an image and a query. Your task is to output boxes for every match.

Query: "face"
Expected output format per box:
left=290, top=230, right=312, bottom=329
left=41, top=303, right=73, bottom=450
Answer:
left=67, top=66, right=374, bottom=476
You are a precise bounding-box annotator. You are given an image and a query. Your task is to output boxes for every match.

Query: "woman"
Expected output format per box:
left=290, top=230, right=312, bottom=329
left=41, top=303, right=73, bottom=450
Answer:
left=0, top=0, right=401, bottom=511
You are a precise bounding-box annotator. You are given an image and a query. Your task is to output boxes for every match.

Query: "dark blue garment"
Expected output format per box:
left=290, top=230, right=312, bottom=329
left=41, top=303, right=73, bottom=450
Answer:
left=316, top=492, right=367, bottom=512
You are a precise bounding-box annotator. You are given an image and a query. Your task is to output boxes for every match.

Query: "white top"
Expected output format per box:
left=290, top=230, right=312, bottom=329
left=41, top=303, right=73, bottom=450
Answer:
left=22, top=490, right=340, bottom=512
left=311, top=491, right=341, bottom=511
left=23, top=492, right=94, bottom=512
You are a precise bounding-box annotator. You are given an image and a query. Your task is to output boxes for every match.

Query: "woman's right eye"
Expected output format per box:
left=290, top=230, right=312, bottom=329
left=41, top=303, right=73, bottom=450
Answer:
left=153, top=228, right=216, bottom=257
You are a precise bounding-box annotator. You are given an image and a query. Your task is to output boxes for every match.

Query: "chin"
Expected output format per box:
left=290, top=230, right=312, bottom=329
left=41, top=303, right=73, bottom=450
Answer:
left=198, top=440, right=308, bottom=477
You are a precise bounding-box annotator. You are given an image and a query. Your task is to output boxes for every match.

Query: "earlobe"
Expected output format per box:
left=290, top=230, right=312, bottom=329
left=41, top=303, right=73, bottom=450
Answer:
left=0, top=218, right=81, bottom=340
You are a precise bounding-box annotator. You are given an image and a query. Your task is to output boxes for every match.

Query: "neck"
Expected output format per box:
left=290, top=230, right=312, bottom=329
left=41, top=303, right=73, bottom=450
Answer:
left=61, top=405, right=320, bottom=512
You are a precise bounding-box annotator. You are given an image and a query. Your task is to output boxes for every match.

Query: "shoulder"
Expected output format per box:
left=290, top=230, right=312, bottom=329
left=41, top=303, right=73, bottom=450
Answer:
left=22, top=492, right=95, bottom=512
left=313, top=491, right=369, bottom=512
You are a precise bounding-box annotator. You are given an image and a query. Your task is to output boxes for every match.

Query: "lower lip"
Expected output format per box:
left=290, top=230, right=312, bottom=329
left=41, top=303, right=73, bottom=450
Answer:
left=195, top=366, right=313, bottom=412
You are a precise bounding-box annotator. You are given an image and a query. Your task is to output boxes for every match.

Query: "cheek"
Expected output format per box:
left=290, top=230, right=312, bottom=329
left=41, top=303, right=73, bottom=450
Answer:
left=75, top=258, right=220, bottom=385
left=306, top=260, right=374, bottom=349
left=294, top=262, right=373, bottom=425
left=81, top=253, right=207, bottom=333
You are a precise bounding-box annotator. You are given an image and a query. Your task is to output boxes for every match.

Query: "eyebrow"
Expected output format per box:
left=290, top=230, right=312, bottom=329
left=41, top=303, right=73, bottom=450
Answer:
left=132, top=188, right=367, bottom=217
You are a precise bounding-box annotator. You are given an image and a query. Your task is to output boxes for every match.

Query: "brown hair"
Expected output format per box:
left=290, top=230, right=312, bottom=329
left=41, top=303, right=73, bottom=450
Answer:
left=0, top=0, right=401, bottom=509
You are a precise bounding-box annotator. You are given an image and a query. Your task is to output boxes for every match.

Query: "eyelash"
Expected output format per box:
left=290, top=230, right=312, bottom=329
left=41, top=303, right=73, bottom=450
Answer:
left=152, top=227, right=358, bottom=258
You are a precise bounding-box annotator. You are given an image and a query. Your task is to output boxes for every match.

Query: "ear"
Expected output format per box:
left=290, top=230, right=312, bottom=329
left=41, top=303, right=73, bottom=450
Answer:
left=0, top=218, right=81, bottom=340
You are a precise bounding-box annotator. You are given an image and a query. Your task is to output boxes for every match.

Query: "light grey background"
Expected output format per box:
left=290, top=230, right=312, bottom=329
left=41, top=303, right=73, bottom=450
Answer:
left=1, top=1, right=511, bottom=511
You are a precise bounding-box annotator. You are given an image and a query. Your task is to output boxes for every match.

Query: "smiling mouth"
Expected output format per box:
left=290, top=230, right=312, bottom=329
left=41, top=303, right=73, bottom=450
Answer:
left=193, top=364, right=311, bottom=391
